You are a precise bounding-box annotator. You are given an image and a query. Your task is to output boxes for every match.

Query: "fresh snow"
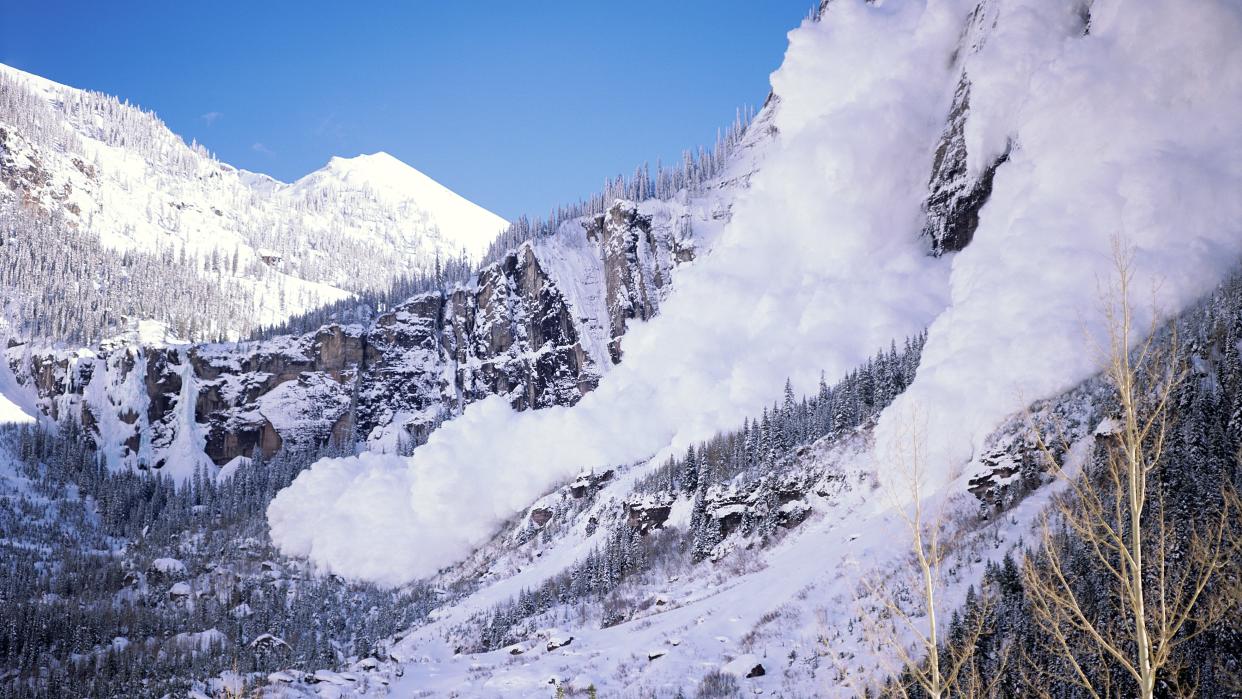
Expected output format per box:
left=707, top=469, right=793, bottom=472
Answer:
left=0, top=63, right=508, bottom=334
left=361, top=428, right=1086, bottom=697
left=291, top=152, right=508, bottom=261
left=158, top=350, right=218, bottom=483
left=149, top=557, right=187, bottom=575
left=269, top=0, right=1242, bottom=588
left=0, top=360, right=35, bottom=425
left=874, top=0, right=1242, bottom=495
left=269, top=0, right=960, bottom=585
left=0, top=320, right=36, bottom=425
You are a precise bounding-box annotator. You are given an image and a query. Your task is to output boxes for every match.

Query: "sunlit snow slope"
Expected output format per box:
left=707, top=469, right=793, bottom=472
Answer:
left=268, top=0, right=1242, bottom=588
left=0, top=63, right=507, bottom=333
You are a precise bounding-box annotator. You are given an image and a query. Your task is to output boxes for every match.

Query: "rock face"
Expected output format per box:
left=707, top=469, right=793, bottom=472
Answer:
left=922, top=75, right=1009, bottom=255
left=920, top=0, right=1020, bottom=257
left=5, top=200, right=698, bottom=475
left=586, top=201, right=687, bottom=362
left=624, top=494, right=675, bottom=533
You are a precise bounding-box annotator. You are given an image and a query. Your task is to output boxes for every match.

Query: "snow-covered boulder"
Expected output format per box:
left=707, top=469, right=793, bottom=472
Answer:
left=147, top=557, right=186, bottom=581
left=249, top=633, right=291, bottom=653
left=545, top=634, right=573, bottom=652
left=167, top=581, right=191, bottom=600
left=723, top=654, right=766, bottom=679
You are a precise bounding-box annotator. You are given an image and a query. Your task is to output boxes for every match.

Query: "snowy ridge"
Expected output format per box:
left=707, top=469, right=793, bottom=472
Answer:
left=291, top=152, right=508, bottom=260
left=0, top=62, right=507, bottom=337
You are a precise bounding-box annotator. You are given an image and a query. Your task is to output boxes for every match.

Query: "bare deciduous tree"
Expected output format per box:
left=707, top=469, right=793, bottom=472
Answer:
left=1023, top=240, right=1241, bottom=699
left=845, top=409, right=1006, bottom=699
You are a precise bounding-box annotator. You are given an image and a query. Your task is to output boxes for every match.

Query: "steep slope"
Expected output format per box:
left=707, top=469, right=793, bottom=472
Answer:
left=3, top=192, right=736, bottom=478
left=0, top=63, right=508, bottom=338
left=289, top=152, right=507, bottom=260
left=267, top=0, right=1242, bottom=592
left=4, top=0, right=1242, bottom=695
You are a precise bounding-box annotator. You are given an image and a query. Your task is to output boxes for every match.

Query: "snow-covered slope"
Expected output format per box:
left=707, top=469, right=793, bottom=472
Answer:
left=4, top=192, right=738, bottom=480
left=267, top=0, right=1242, bottom=590
left=5, top=0, right=1242, bottom=696
left=290, top=152, right=508, bottom=260
left=0, top=63, right=507, bottom=336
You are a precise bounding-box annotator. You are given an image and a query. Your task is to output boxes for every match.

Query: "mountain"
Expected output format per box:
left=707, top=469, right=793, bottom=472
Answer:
left=0, top=62, right=508, bottom=339
left=2, top=0, right=1241, bottom=697
left=2, top=196, right=725, bottom=473
left=292, top=152, right=508, bottom=260
left=0, top=61, right=765, bottom=478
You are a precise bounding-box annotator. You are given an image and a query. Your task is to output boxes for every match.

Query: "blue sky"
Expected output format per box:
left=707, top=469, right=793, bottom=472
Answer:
left=1, top=1, right=810, bottom=220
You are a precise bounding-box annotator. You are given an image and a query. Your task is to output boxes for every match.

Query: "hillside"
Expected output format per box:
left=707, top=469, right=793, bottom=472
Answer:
left=0, top=63, right=507, bottom=340
left=0, top=0, right=1240, bottom=697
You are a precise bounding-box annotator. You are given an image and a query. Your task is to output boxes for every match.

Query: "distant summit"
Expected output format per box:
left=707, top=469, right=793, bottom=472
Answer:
left=295, top=151, right=508, bottom=260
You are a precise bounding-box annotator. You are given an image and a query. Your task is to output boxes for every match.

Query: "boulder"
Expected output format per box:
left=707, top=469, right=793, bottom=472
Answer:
left=546, top=635, right=574, bottom=652
left=723, top=654, right=766, bottom=679
left=530, top=507, right=553, bottom=527
left=167, top=582, right=191, bottom=601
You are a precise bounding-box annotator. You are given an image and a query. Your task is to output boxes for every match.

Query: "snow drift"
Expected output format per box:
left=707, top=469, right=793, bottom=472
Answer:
left=269, top=0, right=1242, bottom=586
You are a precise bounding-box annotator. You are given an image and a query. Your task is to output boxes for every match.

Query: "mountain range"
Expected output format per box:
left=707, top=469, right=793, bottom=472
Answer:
left=1, top=0, right=1240, bottom=697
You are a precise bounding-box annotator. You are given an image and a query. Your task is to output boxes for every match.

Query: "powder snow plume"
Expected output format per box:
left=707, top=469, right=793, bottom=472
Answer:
left=874, top=0, right=1242, bottom=495
left=269, top=0, right=1242, bottom=586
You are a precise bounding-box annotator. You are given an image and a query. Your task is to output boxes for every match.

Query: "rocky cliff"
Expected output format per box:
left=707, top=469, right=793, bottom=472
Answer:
left=5, top=199, right=700, bottom=474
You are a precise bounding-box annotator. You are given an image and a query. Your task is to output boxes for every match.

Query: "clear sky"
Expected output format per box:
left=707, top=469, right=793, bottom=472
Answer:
left=0, top=1, right=811, bottom=220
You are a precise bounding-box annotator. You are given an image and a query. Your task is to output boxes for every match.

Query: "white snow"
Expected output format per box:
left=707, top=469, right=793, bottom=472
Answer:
left=268, top=0, right=960, bottom=585
left=171, top=628, right=226, bottom=652
left=216, top=455, right=252, bottom=482
left=149, top=557, right=186, bottom=575
left=721, top=653, right=763, bottom=677
left=270, top=0, right=1242, bottom=588
left=293, top=152, right=509, bottom=261
left=873, top=0, right=1242, bottom=495
left=0, top=64, right=509, bottom=335
left=157, top=351, right=217, bottom=483
left=0, top=360, right=35, bottom=425
left=0, top=320, right=37, bottom=424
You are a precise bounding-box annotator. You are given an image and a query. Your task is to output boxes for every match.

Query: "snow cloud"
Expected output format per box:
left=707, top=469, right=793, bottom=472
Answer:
left=874, top=0, right=1242, bottom=495
left=269, top=0, right=963, bottom=586
left=269, top=0, right=1242, bottom=586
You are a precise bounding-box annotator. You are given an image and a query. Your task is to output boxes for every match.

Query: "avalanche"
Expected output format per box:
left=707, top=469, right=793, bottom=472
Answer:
left=874, top=0, right=1242, bottom=494
left=269, top=0, right=1242, bottom=587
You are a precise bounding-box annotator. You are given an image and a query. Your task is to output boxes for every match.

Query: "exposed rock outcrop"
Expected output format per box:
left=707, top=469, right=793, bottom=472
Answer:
left=586, top=201, right=684, bottom=362
left=5, top=200, right=699, bottom=474
left=922, top=75, right=1009, bottom=255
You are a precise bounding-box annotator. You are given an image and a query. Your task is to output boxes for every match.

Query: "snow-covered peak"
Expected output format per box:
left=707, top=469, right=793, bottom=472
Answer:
left=0, top=62, right=511, bottom=337
left=295, top=151, right=509, bottom=260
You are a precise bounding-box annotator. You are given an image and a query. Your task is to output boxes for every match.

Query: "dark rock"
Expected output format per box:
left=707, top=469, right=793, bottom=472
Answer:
left=570, top=469, right=614, bottom=499
left=625, top=496, right=674, bottom=533
left=588, top=201, right=667, bottom=363
left=922, top=74, right=1009, bottom=256
left=545, top=636, right=573, bottom=652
